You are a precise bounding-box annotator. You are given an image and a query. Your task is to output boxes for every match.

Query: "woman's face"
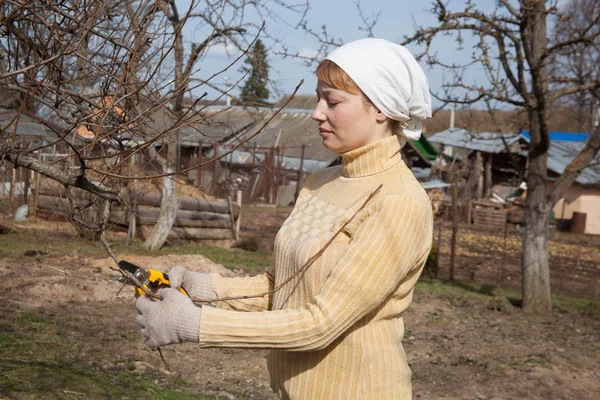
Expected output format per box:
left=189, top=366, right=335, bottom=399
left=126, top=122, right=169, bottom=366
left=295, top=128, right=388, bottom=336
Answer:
left=312, top=79, right=391, bottom=154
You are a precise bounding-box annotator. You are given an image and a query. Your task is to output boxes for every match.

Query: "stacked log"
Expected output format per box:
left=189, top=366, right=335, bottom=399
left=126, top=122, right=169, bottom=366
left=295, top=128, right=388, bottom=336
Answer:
left=31, top=179, right=240, bottom=241
left=32, top=179, right=103, bottom=228
left=114, top=192, right=240, bottom=240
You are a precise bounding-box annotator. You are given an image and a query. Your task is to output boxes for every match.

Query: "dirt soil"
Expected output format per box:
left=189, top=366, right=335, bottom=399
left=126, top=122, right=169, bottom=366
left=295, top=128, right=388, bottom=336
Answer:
left=241, top=207, right=600, bottom=300
left=1, top=208, right=599, bottom=399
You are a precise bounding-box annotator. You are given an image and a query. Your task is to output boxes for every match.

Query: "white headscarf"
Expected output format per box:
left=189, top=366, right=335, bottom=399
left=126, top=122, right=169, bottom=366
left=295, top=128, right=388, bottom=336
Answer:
left=325, top=38, right=432, bottom=140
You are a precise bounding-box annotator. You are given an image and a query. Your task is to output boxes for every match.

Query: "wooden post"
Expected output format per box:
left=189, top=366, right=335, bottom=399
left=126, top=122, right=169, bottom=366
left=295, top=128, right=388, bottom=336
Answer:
left=274, top=145, right=284, bottom=205
left=126, top=189, right=137, bottom=247
left=474, top=151, right=483, bottom=200
left=9, top=166, right=16, bottom=214
left=500, top=221, right=508, bottom=285
left=436, top=210, right=444, bottom=280
left=212, top=143, right=219, bottom=195
left=449, top=184, right=458, bottom=281
left=248, top=143, right=257, bottom=201
left=269, top=146, right=275, bottom=204
left=228, top=196, right=237, bottom=241
left=32, top=171, right=40, bottom=220
left=235, top=190, right=242, bottom=241
left=467, top=199, right=472, bottom=224
left=23, top=168, right=30, bottom=205
left=484, top=153, right=493, bottom=198
left=228, top=146, right=234, bottom=183
left=197, top=140, right=203, bottom=188
left=296, top=144, right=305, bottom=198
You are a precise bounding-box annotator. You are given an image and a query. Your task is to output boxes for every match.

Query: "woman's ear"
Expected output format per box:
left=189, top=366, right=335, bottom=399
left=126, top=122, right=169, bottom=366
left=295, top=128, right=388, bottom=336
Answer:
left=375, top=108, right=387, bottom=123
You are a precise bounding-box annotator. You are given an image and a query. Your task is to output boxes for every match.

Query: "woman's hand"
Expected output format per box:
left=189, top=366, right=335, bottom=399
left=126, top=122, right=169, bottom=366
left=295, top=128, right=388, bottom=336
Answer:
left=168, top=266, right=217, bottom=303
left=134, top=288, right=202, bottom=348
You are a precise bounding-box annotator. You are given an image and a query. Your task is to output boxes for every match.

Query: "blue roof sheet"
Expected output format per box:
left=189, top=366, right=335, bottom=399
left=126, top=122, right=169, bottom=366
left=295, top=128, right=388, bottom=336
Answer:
left=520, top=130, right=592, bottom=142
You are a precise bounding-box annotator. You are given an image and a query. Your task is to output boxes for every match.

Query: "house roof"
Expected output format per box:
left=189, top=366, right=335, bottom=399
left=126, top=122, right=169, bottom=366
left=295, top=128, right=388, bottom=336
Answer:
left=179, top=108, right=265, bottom=146
left=207, top=148, right=330, bottom=174
left=521, top=130, right=592, bottom=142
left=543, top=141, right=600, bottom=186
left=226, top=109, right=337, bottom=162
left=185, top=106, right=436, bottom=165
left=410, top=133, right=438, bottom=161
left=428, top=128, right=526, bottom=153
left=180, top=106, right=338, bottom=163
left=0, top=107, right=65, bottom=140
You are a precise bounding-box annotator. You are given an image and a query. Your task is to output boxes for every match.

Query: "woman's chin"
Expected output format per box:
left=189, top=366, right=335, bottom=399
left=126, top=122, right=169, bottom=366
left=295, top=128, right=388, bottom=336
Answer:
left=321, top=138, right=343, bottom=153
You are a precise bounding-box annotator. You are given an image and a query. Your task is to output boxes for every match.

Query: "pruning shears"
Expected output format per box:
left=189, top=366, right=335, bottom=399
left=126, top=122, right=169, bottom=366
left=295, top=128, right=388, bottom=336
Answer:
left=116, top=260, right=189, bottom=298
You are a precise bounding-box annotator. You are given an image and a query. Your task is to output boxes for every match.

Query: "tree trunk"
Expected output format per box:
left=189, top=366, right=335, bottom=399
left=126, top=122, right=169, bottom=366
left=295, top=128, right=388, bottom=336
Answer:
left=140, top=10, right=186, bottom=251
left=520, top=0, right=553, bottom=314
left=522, top=160, right=552, bottom=314
left=143, top=143, right=180, bottom=250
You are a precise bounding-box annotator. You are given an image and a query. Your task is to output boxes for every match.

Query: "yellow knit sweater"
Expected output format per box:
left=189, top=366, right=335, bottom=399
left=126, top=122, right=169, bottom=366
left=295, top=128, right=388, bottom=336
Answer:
left=200, top=135, right=433, bottom=399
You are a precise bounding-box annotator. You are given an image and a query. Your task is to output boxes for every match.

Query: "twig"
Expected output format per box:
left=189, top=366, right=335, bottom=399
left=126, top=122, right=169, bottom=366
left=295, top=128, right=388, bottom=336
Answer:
left=88, top=79, right=305, bottom=181
left=45, top=265, right=67, bottom=274
left=99, top=236, right=160, bottom=300
left=3, top=373, right=31, bottom=384
left=190, top=184, right=384, bottom=304
left=158, top=348, right=170, bottom=371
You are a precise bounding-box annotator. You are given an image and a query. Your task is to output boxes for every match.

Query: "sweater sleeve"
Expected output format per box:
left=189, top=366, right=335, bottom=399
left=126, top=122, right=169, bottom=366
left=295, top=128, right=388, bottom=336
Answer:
left=209, top=268, right=275, bottom=312
left=199, top=194, right=432, bottom=351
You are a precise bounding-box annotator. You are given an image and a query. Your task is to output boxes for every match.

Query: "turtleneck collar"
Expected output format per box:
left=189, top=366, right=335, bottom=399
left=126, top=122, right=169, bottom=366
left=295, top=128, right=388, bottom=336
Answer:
left=341, top=135, right=404, bottom=178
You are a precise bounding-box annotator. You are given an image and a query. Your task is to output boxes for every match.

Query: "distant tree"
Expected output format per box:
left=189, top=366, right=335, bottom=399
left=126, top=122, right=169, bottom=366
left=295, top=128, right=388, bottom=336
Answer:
left=403, top=0, right=600, bottom=314
left=240, top=39, right=271, bottom=106
left=550, top=0, right=600, bottom=132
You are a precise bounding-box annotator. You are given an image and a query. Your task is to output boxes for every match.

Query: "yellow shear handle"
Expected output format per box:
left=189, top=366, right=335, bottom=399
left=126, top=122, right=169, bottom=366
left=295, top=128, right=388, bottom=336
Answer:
left=135, top=269, right=190, bottom=298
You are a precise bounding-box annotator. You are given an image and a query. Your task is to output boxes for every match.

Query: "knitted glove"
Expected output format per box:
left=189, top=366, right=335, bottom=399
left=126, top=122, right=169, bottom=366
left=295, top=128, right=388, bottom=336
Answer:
left=135, top=288, right=202, bottom=349
left=168, top=265, right=217, bottom=303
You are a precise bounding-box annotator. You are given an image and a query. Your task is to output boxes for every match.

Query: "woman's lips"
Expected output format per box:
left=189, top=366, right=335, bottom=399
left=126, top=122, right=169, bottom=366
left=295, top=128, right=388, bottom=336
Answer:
left=319, top=129, right=333, bottom=136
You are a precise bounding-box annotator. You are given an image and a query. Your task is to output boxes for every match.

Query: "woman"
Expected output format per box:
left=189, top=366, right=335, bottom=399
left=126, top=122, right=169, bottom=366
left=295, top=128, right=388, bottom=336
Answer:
left=135, top=38, right=433, bottom=399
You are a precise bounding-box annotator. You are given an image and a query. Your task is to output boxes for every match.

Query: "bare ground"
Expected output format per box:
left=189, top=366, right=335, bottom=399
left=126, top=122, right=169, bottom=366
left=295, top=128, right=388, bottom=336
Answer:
left=1, top=208, right=599, bottom=399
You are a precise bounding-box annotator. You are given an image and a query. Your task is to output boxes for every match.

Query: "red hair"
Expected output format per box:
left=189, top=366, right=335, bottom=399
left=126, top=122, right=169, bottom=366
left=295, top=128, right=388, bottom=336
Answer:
left=316, top=60, right=402, bottom=134
left=316, top=60, right=362, bottom=95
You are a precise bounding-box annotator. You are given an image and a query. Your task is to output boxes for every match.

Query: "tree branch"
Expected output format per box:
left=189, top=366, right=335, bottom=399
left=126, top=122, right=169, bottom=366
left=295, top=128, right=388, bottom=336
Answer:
left=547, top=123, right=600, bottom=206
left=1, top=145, right=120, bottom=202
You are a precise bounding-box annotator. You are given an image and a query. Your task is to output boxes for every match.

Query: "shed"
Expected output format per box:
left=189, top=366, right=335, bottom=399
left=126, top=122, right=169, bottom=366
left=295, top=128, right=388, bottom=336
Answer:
left=428, top=128, right=529, bottom=198
left=545, top=140, right=600, bottom=235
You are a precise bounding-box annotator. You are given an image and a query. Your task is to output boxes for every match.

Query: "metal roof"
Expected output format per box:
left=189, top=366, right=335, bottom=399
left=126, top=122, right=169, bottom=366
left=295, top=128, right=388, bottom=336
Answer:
left=178, top=106, right=338, bottom=163
left=544, top=141, right=600, bottom=186
left=420, top=180, right=451, bottom=190
left=409, top=134, right=438, bottom=162
left=521, top=130, right=592, bottom=142
left=428, top=128, right=526, bottom=153
left=227, top=109, right=337, bottom=162
left=0, top=108, right=64, bottom=139
left=207, top=147, right=331, bottom=174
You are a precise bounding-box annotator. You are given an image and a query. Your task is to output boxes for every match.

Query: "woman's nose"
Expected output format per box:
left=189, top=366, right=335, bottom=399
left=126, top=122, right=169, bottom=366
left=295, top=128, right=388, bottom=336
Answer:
left=311, top=101, right=326, bottom=122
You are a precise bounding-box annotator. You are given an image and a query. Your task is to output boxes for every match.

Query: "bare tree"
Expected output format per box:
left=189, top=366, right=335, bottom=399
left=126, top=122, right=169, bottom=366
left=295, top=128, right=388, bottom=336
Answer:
left=550, top=0, right=600, bottom=131
left=0, top=0, right=306, bottom=250
left=402, top=0, right=600, bottom=313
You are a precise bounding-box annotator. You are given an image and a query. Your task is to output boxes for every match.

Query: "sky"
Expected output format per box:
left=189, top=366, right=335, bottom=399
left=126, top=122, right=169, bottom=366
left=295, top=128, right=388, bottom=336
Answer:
left=174, top=0, right=557, bottom=109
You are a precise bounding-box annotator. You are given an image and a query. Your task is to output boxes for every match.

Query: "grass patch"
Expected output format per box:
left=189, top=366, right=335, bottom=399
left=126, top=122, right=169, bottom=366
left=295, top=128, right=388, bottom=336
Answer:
left=0, top=228, right=108, bottom=260
left=416, top=278, right=600, bottom=318
left=177, top=244, right=271, bottom=273
left=0, top=309, right=230, bottom=399
left=242, top=204, right=294, bottom=214
left=0, top=229, right=271, bottom=274
left=552, top=294, right=600, bottom=317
